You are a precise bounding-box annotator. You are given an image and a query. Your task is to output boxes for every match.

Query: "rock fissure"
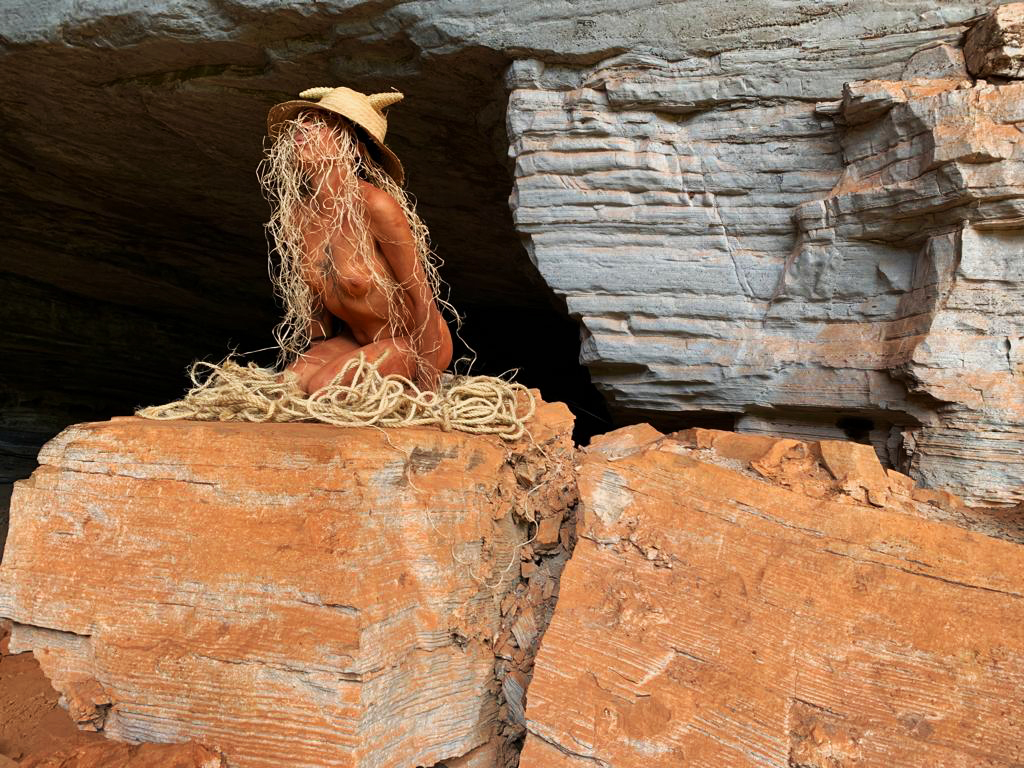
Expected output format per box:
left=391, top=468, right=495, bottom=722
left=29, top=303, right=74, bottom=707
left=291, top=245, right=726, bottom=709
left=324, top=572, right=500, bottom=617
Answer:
left=524, top=729, right=610, bottom=768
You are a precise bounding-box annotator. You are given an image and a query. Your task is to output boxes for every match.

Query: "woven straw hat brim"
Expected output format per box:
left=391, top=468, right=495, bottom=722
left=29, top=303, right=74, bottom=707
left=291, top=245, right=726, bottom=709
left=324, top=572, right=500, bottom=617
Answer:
left=267, top=99, right=405, bottom=185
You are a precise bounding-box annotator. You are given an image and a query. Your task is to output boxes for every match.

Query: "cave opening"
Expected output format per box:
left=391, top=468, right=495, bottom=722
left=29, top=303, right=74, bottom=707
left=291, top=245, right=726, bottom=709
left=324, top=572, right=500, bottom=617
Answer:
left=836, top=416, right=876, bottom=445
left=0, top=43, right=613, bottom=557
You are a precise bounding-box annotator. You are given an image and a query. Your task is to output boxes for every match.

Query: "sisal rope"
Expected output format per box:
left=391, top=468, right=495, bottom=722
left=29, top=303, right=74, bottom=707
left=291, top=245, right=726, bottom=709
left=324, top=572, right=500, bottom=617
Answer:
left=137, top=354, right=536, bottom=441
left=138, top=115, right=534, bottom=441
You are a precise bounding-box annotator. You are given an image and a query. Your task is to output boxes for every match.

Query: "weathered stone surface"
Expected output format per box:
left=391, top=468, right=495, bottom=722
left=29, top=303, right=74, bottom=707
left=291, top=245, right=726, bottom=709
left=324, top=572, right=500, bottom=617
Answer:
left=521, top=426, right=1024, bottom=767
left=20, top=742, right=226, bottom=768
left=1, top=0, right=1015, bottom=526
left=965, top=3, right=1024, bottom=78
left=507, top=22, right=1024, bottom=504
left=0, top=402, right=575, bottom=767
left=787, top=78, right=1024, bottom=505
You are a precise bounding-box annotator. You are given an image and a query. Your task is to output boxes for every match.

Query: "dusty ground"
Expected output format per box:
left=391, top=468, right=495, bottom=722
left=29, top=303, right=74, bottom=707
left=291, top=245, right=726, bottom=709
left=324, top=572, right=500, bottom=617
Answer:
left=1, top=620, right=224, bottom=767
left=0, top=620, right=104, bottom=762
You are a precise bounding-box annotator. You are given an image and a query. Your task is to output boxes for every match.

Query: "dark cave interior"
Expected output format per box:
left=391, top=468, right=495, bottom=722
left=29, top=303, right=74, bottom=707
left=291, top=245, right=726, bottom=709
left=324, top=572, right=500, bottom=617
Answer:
left=0, top=35, right=620, bottom=556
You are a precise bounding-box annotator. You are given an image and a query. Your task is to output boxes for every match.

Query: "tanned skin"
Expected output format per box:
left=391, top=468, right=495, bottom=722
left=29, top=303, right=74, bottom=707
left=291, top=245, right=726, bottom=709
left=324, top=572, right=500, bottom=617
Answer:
left=284, top=116, right=452, bottom=394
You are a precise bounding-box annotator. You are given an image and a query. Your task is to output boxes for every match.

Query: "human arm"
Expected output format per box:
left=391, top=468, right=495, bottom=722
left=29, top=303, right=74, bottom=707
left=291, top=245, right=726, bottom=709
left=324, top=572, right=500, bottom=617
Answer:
left=362, top=183, right=453, bottom=377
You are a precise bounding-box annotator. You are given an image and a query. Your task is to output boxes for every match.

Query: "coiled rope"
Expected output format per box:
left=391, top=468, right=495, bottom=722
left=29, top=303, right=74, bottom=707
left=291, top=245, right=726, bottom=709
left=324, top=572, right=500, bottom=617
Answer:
left=137, top=354, right=536, bottom=441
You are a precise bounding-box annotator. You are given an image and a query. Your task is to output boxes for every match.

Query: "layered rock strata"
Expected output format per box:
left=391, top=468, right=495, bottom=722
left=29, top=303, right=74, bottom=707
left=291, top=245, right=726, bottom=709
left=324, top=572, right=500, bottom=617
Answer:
left=2, top=0, right=1016, bottom=524
left=507, top=4, right=1024, bottom=504
left=520, top=425, right=1024, bottom=767
left=791, top=75, right=1024, bottom=505
left=0, top=403, right=576, bottom=767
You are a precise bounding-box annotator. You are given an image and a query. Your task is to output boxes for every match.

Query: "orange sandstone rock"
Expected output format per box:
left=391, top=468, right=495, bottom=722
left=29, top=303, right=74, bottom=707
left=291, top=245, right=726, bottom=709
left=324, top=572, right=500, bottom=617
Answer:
left=521, top=427, right=1024, bottom=767
left=20, top=741, right=225, bottom=768
left=0, top=404, right=574, bottom=768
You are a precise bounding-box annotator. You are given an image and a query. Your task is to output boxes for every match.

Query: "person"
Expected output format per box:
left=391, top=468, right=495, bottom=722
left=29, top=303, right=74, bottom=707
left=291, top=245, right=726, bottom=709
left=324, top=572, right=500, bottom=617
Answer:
left=262, top=87, right=453, bottom=394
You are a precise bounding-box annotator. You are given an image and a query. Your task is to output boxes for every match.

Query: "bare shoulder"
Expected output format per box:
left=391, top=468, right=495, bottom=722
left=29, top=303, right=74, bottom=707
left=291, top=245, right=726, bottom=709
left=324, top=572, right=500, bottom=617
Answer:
left=360, top=181, right=405, bottom=227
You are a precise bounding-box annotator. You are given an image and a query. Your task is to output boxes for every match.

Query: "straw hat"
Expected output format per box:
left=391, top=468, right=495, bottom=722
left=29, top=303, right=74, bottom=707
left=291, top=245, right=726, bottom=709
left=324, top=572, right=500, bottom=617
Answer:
left=267, top=86, right=405, bottom=185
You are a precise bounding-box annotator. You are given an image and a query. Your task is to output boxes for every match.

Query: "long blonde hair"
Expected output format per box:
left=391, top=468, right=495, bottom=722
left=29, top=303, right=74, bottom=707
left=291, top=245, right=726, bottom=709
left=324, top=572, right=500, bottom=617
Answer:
left=257, top=113, right=452, bottom=379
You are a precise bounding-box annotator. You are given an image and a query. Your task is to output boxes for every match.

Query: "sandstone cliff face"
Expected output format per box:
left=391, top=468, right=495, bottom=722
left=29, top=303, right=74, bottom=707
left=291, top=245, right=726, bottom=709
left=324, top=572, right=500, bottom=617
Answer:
left=3, top=0, right=1021, bottom=523
left=521, top=425, right=1024, bottom=767
left=507, top=3, right=1024, bottom=504
left=0, top=403, right=576, bottom=767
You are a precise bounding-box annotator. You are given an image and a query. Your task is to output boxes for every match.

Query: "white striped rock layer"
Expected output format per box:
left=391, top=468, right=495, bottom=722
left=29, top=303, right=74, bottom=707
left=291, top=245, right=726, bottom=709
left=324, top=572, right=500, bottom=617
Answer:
left=507, top=4, right=1024, bottom=505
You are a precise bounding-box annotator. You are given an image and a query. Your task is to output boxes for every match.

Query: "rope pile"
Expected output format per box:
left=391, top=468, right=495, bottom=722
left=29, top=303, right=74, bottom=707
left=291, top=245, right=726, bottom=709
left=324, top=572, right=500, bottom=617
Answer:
left=137, top=354, right=536, bottom=441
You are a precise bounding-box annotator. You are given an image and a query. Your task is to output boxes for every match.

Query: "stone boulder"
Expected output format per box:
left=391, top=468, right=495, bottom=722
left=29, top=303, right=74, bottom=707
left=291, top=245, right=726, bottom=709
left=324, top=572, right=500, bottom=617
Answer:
left=521, top=426, right=1024, bottom=767
left=0, top=401, right=576, bottom=767
left=965, top=3, right=1024, bottom=79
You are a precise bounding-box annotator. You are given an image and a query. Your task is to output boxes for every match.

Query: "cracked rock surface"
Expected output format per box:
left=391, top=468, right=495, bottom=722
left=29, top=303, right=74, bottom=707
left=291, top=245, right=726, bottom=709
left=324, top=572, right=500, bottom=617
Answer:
left=521, top=425, right=1024, bottom=767
left=0, top=401, right=576, bottom=767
